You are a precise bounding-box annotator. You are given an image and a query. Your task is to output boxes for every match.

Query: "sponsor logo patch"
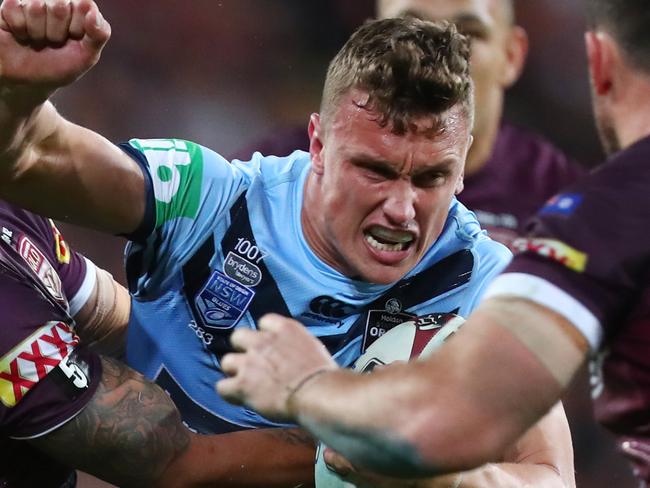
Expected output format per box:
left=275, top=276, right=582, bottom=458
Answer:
left=309, top=296, right=356, bottom=319
left=0, top=322, right=78, bottom=407
left=362, top=309, right=416, bottom=353
left=49, top=219, right=70, bottom=264
left=195, top=271, right=255, bottom=330
left=1, top=227, right=13, bottom=245
left=540, top=193, right=583, bottom=216
left=223, top=251, right=262, bottom=287
left=385, top=298, right=402, bottom=314
left=512, top=237, right=588, bottom=272
left=18, top=235, right=64, bottom=302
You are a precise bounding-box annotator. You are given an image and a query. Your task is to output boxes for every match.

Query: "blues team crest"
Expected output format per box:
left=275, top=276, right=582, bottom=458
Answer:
left=195, top=270, right=255, bottom=330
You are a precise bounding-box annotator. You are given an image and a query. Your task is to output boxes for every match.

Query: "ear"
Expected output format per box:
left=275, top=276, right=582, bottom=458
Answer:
left=308, top=113, right=325, bottom=175
left=455, top=172, right=465, bottom=195
left=585, top=30, right=614, bottom=96
left=456, top=135, right=472, bottom=195
left=501, top=26, right=529, bottom=87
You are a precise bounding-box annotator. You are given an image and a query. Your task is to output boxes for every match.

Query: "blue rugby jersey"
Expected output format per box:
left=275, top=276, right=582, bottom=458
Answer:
left=123, top=139, right=511, bottom=434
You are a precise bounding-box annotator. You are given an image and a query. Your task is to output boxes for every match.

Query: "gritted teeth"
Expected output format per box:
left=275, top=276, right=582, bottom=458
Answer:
left=366, top=225, right=414, bottom=244
left=365, top=233, right=407, bottom=252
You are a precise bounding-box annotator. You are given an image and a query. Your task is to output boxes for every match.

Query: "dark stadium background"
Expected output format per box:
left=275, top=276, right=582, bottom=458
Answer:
left=54, top=1, right=632, bottom=486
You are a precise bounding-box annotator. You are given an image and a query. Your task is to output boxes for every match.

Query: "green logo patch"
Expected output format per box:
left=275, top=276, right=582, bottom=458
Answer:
left=130, top=139, right=204, bottom=227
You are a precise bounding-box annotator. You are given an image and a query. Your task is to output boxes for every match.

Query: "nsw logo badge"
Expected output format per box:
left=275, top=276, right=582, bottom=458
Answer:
left=195, top=271, right=255, bottom=330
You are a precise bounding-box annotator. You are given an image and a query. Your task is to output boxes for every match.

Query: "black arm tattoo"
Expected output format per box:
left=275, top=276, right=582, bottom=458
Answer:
left=30, top=356, right=190, bottom=487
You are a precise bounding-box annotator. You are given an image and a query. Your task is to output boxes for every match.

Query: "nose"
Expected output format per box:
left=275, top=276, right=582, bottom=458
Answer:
left=383, top=179, right=416, bottom=226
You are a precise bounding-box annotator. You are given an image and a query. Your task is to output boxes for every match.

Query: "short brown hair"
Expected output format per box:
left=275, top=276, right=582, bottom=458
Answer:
left=320, top=17, right=473, bottom=135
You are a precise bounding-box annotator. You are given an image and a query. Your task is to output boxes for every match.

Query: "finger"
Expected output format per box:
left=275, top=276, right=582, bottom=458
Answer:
left=80, top=0, right=109, bottom=51
left=220, top=352, right=243, bottom=376
left=258, top=313, right=301, bottom=333
left=44, top=0, right=72, bottom=44
left=230, top=327, right=263, bottom=352
left=68, top=0, right=90, bottom=39
left=215, top=377, right=245, bottom=405
left=23, top=0, right=47, bottom=42
left=324, top=448, right=355, bottom=476
left=0, top=0, right=28, bottom=41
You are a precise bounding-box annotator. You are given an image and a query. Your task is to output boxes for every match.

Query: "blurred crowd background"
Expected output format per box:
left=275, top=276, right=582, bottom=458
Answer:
left=58, top=1, right=633, bottom=486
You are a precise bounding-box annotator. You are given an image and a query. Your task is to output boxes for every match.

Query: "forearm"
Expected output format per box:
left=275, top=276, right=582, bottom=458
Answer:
left=449, top=463, right=567, bottom=488
left=0, top=93, right=58, bottom=176
left=290, top=309, right=567, bottom=476
left=161, top=428, right=317, bottom=488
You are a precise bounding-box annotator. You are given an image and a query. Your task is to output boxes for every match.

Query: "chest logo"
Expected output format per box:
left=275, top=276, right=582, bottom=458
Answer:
left=223, top=252, right=262, bottom=287
left=195, top=271, right=255, bottom=330
left=309, top=295, right=356, bottom=318
left=18, top=235, right=65, bottom=303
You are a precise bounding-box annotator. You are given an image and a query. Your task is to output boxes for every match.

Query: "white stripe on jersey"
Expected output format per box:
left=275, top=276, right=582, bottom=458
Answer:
left=483, top=272, right=602, bottom=350
left=68, top=257, right=97, bottom=317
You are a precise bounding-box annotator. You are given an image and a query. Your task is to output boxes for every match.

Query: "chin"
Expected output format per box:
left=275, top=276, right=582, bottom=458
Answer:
left=359, top=265, right=411, bottom=285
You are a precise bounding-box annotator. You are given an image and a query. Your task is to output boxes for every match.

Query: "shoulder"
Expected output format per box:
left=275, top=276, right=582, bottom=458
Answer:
left=420, top=200, right=511, bottom=270
left=232, top=149, right=311, bottom=189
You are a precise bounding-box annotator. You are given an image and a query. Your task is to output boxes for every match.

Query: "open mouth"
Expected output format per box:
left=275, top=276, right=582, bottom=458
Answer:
left=364, top=225, right=415, bottom=252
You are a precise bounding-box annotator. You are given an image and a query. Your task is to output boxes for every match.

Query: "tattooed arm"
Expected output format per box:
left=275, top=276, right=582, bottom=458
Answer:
left=30, top=357, right=316, bottom=487
left=29, top=356, right=189, bottom=487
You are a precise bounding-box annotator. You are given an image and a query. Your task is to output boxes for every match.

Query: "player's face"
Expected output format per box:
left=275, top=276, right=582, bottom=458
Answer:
left=377, top=0, right=523, bottom=143
left=305, top=89, right=470, bottom=285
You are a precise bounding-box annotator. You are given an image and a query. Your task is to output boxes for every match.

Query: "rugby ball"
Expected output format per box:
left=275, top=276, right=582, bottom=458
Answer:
left=315, top=313, right=466, bottom=487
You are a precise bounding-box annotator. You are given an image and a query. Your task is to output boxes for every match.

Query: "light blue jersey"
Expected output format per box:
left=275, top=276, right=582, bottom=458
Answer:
left=122, top=139, right=511, bottom=434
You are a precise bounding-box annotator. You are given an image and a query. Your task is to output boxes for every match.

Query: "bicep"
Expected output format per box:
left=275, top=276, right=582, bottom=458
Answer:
left=410, top=300, right=581, bottom=470
left=29, top=356, right=190, bottom=488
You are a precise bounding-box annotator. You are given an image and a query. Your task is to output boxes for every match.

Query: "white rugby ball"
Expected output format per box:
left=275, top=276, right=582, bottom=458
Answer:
left=315, top=313, right=465, bottom=488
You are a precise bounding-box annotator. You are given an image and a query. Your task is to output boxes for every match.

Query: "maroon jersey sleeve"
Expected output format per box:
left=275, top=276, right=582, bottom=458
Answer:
left=0, top=266, right=102, bottom=439
left=0, top=203, right=102, bottom=439
left=483, top=136, right=650, bottom=349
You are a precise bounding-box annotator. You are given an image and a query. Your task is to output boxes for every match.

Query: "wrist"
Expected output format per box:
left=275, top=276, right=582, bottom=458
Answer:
left=286, top=367, right=334, bottom=417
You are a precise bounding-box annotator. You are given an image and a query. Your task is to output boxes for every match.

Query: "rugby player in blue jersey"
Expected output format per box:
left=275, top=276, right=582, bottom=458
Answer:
left=218, top=1, right=650, bottom=486
left=0, top=1, right=575, bottom=486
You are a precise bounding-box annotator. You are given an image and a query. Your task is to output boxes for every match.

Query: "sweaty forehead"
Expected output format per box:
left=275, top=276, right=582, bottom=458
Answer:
left=378, top=0, right=509, bottom=26
left=327, top=91, right=471, bottom=159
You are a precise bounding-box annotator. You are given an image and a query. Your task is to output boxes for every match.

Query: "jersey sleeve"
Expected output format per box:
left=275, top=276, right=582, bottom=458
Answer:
left=0, top=270, right=101, bottom=439
left=483, top=158, right=650, bottom=350
left=120, top=139, right=254, bottom=297
left=45, top=220, right=97, bottom=317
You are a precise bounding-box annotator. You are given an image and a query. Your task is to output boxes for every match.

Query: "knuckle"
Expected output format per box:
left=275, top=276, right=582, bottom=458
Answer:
left=48, top=0, right=69, bottom=18
left=25, top=0, right=46, bottom=15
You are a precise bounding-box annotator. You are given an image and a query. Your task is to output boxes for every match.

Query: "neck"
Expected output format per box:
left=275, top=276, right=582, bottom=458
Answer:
left=614, top=78, right=650, bottom=150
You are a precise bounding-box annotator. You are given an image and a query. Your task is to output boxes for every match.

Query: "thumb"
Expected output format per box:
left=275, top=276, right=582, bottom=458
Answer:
left=80, top=6, right=111, bottom=54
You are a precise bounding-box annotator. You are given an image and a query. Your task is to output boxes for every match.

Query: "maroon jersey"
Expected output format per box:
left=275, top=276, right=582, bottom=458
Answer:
left=461, top=123, right=584, bottom=248
left=0, top=202, right=101, bottom=487
left=231, top=123, right=584, bottom=249
left=484, top=135, right=650, bottom=483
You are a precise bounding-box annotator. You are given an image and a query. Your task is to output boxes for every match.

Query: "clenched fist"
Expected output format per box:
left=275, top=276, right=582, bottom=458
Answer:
left=0, top=0, right=110, bottom=96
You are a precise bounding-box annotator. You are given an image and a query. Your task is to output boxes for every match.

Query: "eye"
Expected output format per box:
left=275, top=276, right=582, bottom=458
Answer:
left=354, top=161, right=397, bottom=181
left=413, top=172, right=447, bottom=188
